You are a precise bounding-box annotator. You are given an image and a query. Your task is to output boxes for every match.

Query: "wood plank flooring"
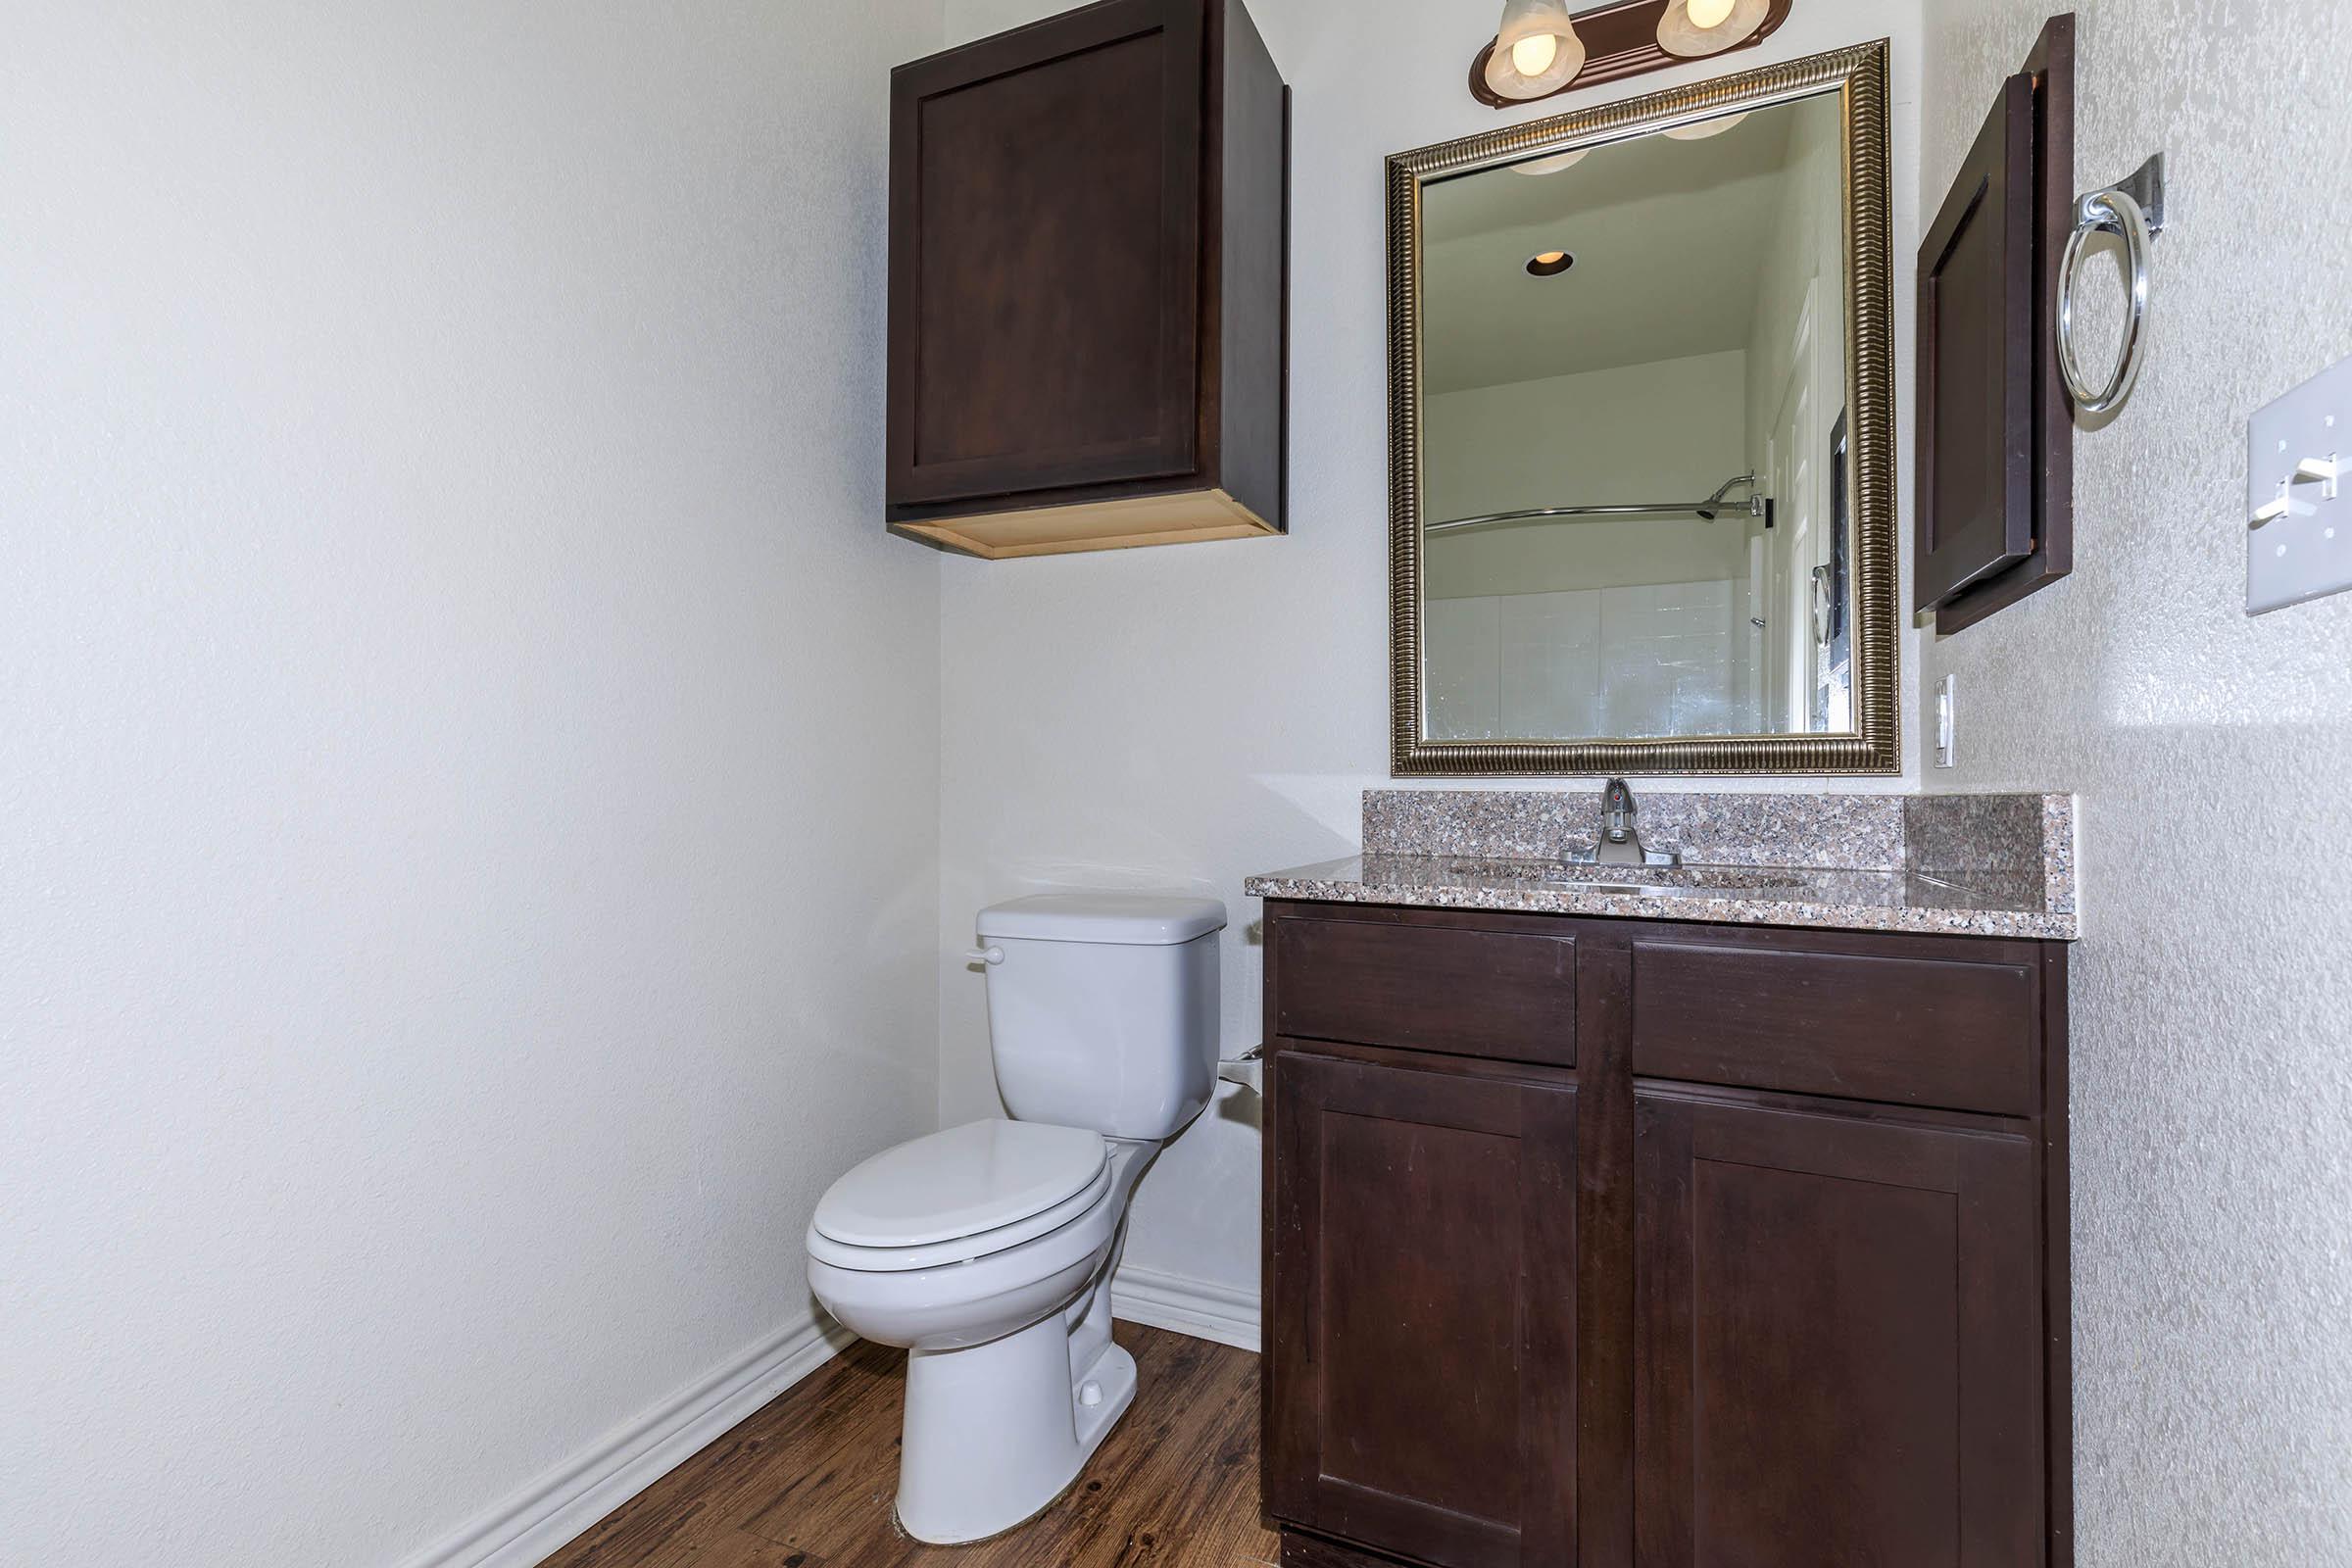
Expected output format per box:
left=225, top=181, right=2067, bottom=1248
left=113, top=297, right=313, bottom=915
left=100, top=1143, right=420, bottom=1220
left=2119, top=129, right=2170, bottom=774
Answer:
left=541, top=1324, right=1278, bottom=1568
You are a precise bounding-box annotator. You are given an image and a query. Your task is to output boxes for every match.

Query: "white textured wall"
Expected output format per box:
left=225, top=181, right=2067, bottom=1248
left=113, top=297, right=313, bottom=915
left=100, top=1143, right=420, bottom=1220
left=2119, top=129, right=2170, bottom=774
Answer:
left=936, top=0, right=1924, bottom=1310
left=1918, top=4, right=2352, bottom=1561
left=0, top=3, right=943, bottom=1564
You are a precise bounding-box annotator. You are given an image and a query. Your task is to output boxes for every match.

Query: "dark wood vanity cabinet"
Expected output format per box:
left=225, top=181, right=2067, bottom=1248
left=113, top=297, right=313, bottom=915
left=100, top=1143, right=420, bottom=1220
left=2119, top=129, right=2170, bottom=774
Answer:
left=1262, top=904, right=2072, bottom=1568
left=885, top=0, right=1288, bottom=560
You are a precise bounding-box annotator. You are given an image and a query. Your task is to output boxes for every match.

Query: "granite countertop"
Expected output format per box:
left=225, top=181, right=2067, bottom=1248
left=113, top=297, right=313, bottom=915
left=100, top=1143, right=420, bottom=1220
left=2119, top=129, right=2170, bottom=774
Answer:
left=1246, top=853, right=2076, bottom=940
left=1244, top=791, right=2080, bottom=940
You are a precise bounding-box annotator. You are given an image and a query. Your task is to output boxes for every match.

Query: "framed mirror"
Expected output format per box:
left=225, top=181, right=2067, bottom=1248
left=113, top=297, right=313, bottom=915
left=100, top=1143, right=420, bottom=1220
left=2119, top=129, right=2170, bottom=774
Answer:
left=1389, top=41, right=1898, bottom=775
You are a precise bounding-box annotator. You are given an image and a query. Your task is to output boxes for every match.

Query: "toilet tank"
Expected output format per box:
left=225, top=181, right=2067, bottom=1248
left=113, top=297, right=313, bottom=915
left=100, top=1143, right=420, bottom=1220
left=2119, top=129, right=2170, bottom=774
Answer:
left=974, top=894, right=1226, bottom=1142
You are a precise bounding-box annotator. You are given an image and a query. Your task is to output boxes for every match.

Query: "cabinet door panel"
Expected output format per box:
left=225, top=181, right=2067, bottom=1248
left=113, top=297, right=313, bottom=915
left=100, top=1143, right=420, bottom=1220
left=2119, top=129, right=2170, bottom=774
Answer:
left=1270, top=1052, right=1577, bottom=1568
left=1634, top=1087, right=2041, bottom=1568
left=887, top=0, right=1203, bottom=506
left=1915, top=72, right=2035, bottom=611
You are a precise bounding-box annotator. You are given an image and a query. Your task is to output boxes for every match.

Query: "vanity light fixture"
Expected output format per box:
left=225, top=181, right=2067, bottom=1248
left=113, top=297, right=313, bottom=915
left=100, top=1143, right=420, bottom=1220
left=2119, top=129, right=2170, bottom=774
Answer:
left=1466, top=0, right=1793, bottom=112
left=1525, top=249, right=1576, bottom=276
left=1662, top=110, right=1750, bottom=140
left=1483, top=0, right=1585, bottom=101
left=1656, top=0, right=1770, bottom=55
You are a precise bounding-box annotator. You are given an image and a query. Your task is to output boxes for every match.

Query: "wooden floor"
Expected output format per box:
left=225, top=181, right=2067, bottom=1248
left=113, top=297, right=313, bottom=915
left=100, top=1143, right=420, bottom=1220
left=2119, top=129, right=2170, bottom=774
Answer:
left=541, top=1324, right=1279, bottom=1568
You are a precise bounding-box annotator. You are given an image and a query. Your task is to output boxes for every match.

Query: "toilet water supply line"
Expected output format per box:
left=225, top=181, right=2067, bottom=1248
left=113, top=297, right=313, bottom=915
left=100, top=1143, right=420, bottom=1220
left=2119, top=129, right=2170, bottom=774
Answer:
left=1218, top=1047, right=1264, bottom=1096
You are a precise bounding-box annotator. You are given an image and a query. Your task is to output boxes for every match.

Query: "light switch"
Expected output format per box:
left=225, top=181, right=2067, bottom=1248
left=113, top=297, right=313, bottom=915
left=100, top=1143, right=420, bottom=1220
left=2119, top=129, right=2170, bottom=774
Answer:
left=2247, top=355, right=2352, bottom=613
left=1934, top=674, right=1957, bottom=768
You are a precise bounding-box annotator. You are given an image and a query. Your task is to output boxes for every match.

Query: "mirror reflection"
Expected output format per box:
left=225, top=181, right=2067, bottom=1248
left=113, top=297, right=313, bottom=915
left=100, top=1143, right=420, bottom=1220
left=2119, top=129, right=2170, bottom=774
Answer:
left=1418, top=89, right=1850, bottom=743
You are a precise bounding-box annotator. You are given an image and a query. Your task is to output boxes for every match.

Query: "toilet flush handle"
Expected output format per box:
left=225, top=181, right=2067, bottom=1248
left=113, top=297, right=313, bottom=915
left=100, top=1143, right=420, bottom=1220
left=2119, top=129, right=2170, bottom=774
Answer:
left=964, top=946, right=1005, bottom=966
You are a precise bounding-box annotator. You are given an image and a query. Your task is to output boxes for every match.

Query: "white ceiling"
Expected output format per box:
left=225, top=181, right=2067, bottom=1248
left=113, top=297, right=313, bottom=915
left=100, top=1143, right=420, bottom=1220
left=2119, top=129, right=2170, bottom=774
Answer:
left=1420, top=95, right=1820, bottom=394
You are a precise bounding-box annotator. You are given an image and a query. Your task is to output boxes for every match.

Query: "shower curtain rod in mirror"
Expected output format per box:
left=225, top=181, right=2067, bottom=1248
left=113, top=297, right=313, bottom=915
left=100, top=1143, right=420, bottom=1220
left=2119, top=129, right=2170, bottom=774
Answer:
left=1426, top=472, right=1764, bottom=532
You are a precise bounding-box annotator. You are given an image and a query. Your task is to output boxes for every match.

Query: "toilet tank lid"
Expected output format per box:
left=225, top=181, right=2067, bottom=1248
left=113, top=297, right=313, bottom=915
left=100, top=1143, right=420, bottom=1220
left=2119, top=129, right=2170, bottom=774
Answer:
left=977, top=893, right=1228, bottom=946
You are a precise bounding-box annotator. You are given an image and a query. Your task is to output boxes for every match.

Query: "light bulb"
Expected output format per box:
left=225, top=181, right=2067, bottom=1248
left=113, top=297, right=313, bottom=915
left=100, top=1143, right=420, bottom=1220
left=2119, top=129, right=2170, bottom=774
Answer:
left=1656, top=0, right=1769, bottom=57
left=1510, top=31, right=1560, bottom=76
left=1486, top=0, right=1584, bottom=99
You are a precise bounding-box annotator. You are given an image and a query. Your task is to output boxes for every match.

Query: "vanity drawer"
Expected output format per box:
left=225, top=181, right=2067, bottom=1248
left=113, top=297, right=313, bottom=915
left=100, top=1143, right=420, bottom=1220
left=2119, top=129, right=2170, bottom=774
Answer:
left=1628, top=933, right=2039, bottom=1114
left=1271, top=914, right=1576, bottom=1067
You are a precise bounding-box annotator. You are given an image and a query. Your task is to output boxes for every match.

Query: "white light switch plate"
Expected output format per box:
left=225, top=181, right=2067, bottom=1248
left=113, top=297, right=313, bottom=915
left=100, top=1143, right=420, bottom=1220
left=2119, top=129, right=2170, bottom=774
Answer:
left=2247, top=355, right=2352, bottom=614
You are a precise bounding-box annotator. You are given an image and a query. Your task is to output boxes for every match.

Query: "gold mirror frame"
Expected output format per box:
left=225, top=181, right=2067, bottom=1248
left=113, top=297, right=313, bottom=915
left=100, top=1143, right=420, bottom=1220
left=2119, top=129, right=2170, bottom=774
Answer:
left=1389, top=40, right=1899, bottom=776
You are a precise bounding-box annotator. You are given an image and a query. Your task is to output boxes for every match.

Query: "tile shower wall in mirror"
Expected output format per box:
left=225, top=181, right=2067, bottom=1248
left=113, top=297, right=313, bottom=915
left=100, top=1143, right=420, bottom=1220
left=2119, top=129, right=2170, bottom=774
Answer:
left=1419, top=89, right=1850, bottom=742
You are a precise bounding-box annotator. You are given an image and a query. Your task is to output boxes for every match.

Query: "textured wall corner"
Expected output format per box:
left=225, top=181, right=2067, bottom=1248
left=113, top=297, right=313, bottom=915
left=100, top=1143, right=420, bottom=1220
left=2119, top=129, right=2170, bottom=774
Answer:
left=1918, top=3, right=2352, bottom=1562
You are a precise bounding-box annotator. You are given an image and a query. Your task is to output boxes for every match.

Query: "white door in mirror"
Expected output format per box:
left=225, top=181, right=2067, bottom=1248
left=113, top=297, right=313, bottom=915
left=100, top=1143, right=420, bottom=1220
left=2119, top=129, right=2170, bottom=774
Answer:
left=2248, top=354, right=2352, bottom=613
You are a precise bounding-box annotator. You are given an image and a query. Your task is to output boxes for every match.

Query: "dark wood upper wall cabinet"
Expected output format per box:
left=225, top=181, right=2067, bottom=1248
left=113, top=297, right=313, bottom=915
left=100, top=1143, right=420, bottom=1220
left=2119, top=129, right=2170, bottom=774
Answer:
left=886, top=0, right=1289, bottom=560
left=1915, top=73, right=2036, bottom=612
left=1915, top=16, right=2076, bottom=631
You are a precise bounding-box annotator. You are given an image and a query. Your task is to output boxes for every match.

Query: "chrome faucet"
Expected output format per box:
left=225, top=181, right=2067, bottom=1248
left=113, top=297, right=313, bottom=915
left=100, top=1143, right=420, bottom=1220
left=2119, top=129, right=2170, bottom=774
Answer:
left=1586, top=778, right=1681, bottom=868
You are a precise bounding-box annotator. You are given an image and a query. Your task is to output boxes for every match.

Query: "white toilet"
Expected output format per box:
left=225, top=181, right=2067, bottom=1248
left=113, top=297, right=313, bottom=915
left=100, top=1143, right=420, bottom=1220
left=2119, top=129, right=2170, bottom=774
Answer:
left=805, top=892, right=1226, bottom=1544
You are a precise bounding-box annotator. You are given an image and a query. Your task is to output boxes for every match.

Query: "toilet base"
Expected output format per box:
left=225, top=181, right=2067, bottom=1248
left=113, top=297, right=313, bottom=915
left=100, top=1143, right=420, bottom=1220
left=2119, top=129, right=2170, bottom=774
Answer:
left=895, top=1312, right=1138, bottom=1544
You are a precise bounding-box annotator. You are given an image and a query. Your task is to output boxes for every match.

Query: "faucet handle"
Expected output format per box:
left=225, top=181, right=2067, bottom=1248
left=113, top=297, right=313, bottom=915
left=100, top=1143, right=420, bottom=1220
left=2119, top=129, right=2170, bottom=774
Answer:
left=1591, top=778, right=1656, bottom=866
left=1602, top=778, right=1636, bottom=843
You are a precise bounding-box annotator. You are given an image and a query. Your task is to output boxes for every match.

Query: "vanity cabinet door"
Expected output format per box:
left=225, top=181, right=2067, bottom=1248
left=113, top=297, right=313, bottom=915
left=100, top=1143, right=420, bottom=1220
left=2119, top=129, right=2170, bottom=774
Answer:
left=1633, top=1085, right=2043, bottom=1568
left=1269, top=1051, right=1577, bottom=1568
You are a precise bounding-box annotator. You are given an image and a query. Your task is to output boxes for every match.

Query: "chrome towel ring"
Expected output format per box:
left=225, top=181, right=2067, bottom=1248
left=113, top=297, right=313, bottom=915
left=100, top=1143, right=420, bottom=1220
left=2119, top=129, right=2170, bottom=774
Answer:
left=2057, top=153, right=2166, bottom=416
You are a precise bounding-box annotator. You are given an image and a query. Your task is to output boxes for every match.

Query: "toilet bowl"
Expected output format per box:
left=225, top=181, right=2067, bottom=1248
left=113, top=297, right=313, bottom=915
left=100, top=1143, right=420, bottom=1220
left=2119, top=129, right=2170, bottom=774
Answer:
left=807, top=1123, right=1158, bottom=1543
left=805, top=893, right=1225, bottom=1544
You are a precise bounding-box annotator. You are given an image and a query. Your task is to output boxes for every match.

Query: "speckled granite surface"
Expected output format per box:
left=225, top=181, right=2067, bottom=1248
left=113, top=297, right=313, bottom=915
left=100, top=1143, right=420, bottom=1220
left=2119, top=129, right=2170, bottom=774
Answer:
left=1904, top=792, right=2077, bottom=918
left=1363, top=789, right=1905, bottom=869
left=1254, top=790, right=2080, bottom=939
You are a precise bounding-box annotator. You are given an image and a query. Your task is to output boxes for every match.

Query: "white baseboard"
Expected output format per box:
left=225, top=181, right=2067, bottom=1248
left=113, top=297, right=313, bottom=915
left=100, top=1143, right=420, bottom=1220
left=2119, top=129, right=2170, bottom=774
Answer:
left=390, top=1311, right=855, bottom=1568
left=1111, top=1263, right=1261, bottom=1353
left=391, top=1271, right=1250, bottom=1568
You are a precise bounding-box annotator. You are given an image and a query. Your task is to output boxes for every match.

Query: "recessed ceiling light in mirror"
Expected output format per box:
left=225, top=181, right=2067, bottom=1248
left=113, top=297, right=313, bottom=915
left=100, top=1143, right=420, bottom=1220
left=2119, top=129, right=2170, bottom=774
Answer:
left=1656, top=0, right=1771, bottom=57
left=1525, top=250, right=1575, bottom=277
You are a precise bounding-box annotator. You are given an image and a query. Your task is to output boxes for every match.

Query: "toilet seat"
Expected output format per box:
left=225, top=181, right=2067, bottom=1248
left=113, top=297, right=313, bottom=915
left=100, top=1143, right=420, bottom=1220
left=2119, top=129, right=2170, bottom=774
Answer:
left=806, top=1163, right=1113, bottom=1273
left=808, top=1120, right=1111, bottom=1273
